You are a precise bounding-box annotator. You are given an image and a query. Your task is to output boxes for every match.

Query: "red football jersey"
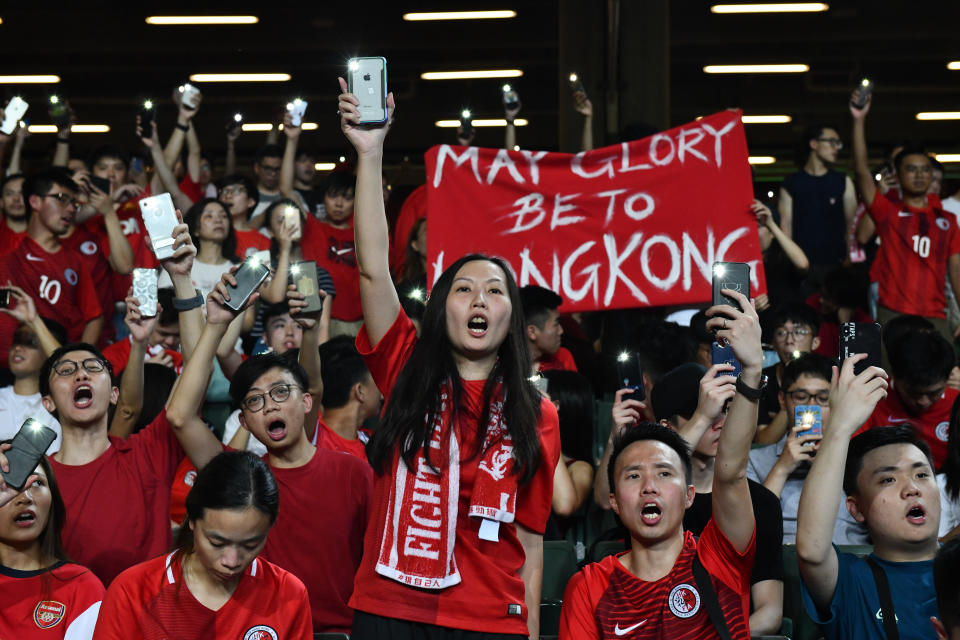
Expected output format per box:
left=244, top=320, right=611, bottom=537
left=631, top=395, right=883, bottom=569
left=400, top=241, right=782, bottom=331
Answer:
left=0, top=562, right=104, bottom=639
left=855, top=385, right=957, bottom=469
left=350, top=311, right=561, bottom=635
left=868, top=192, right=960, bottom=317
left=303, top=221, right=362, bottom=322
left=0, top=236, right=102, bottom=364
left=537, top=346, right=579, bottom=373
left=102, top=336, right=183, bottom=376
left=235, top=228, right=271, bottom=259
left=61, top=223, right=118, bottom=347
left=50, top=410, right=185, bottom=586
left=0, top=222, right=25, bottom=256
left=260, top=447, right=372, bottom=632
left=559, top=522, right=755, bottom=640
left=315, top=420, right=368, bottom=460
left=93, top=553, right=312, bottom=640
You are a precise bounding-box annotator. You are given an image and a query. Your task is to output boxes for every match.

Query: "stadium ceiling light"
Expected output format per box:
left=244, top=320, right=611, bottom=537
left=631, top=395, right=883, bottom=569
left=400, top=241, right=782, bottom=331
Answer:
left=240, top=123, right=274, bottom=132
left=27, top=124, right=110, bottom=133
left=711, top=3, right=828, bottom=13
left=435, top=118, right=528, bottom=127
left=403, top=10, right=516, bottom=20
left=748, top=156, right=776, bottom=164
left=189, top=73, right=290, bottom=82
left=421, top=69, right=523, bottom=80
left=0, top=75, right=60, bottom=83
left=146, top=16, right=259, bottom=25
left=704, top=64, right=809, bottom=73
left=277, top=123, right=318, bottom=131
left=741, top=115, right=792, bottom=123
left=934, top=154, right=960, bottom=163
left=916, top=112, right=960, bottom=120
left=314, top=163, right=337, bottom=171
left=946, top=61, right=960, bottom=70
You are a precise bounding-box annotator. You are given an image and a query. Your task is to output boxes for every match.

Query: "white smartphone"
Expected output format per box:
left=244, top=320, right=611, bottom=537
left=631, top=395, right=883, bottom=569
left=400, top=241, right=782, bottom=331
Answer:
left=139, top=193, right=179, bottom=260
left=286, top=98, right=307, bottom=127
left=178, top=83, right=200, bottom=109
left=1, top=97, right=29, bottom=135
left=283, top=205, right=302, bottom=241
left=132, top=268, right=159, bottom=317
left=347, top=57, right=388, bottom=124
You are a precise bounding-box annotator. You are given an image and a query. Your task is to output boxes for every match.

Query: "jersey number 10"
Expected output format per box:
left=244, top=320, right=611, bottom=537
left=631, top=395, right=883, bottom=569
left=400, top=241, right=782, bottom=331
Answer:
left=912, top=235, right=931, bottom=258
left=38, top=275, right=62, bottom=305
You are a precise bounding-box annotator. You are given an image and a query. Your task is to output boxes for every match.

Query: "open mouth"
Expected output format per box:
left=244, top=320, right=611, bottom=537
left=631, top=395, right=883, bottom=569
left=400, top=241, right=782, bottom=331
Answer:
left=73, top=385, right=94, bottom=408
left=906, top=505, right=926, bottom=524
left=266, top=419, right=288, bottom=442
left=14, top=511, right=36, bottom=527
left=640, top=502, right=662, bottom=525
left=468, top=315, right=488, bottom=337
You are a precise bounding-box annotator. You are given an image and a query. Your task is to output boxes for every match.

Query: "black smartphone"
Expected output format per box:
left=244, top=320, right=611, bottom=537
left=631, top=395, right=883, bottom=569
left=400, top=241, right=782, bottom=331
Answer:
left=851, top=78, right=873, bottom=109
left=712, top=262, right=751, bottom=311
left=48, top=95, right=70, bottom=130
left=568, top=72, right=585, bottom=94
left=87, top=175, right=111, bottom=194
left=0, top=288, right=9, bottom=309
left=227, top=112, right=243, bottom=132
left=615, top=352, right=646, bottom=403
left=289, top=261, right=323, bottom=314
left=712, top=341, right=743, bottom=378
left=502, top=83, right=520, bottom=111
left=224, top=257, right=270, bottom=312
left=139, top=99, right=156, bottom=139
left=1, top=418, right=57, bottom=491
left=460, top=109, right=473, bottom=138
left=840, top=322, right=882, bottom=376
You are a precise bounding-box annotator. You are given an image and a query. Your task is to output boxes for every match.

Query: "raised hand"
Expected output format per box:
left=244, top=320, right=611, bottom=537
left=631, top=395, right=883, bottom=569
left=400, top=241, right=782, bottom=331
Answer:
left=826, top=354, right=887, bottom=436
left=705, top=289, right=764, bottom=372
left=157, top=211, right=196, bottom=278
left=207, top=267, right=258, bottom=325
left=849, top=88, right=871, bottom=120
left=287, top=283, right=324, bottom=330
left=125, top=287, right=160, bottom=344
left=338, top=76, right=396, bottom=156
left=0, top=283, right=37, bottom=324
left=694, top=364, right=737, bottom=422
left=282, top=110, right=301, bottom=141
left=611, top=387, right=646, bottom=433
left=573, top=91, right=593, bottom=117
left=777, top=423, right=821, bottom=472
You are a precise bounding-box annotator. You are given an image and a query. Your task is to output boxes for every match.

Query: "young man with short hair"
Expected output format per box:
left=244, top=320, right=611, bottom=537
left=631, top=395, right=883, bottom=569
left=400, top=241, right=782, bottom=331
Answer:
left=560, top=288, right=762, bottom=639
left=748, top=353, right=867, bottom=544
left=519, top=285, right=576, bottom=374
left=316, top=335, right=381, bottom=459
left=797, top=355, right=939, bottom=638
left=166, top=275, right=372, bottom=633
left=856, top=329, right=957, bottom=469
left=250, top=144, right=284, bottom=224
left=0, top=173, right=26, bottom=255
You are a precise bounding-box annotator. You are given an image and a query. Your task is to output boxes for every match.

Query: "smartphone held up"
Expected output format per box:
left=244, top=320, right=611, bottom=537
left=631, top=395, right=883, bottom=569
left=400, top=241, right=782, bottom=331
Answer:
left=346, top=57, right=388, bottom=124
left=1, top=418, right=57, bottom=491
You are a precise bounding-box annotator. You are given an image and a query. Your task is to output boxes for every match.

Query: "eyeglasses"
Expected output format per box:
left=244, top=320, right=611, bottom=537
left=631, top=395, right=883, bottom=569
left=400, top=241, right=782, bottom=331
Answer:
left=787, top=389, right=831, bottom=406
left=242, top=383, right=301, bottom=412
left=816, top=137, right=843, bottom=149
left=221, top=185, right=247, bottom=196
left=44, top=192, right=79, bottom=208
left=774, top=327, right=811, bottom=340
left=53, top=358, right=107, bottom=377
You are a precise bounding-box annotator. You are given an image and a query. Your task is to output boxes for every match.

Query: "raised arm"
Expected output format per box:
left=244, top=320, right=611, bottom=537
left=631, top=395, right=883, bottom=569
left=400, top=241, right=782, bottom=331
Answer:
left=288, top=284, right=325, bottom=442
left=850, top=89, right=876, bottom=208
left=225, top=124, right=240, bottom=176
left=704, top=289, right=763, bottom=552
left=777, top=187, right=793, bottom=240
left=338, top=77, right=400, bottom=345
left=163, top=89, right=201, bottom=172
left=677, top=363, right=737, bottom=450
left=86, top=181, right=134, bottom=275
left=139, top=118, right=193, bottom=211
left=279, top=111, right=301, bottom=200
left=110, top=291, right=158, bottom=439
left=593, top=387, right=645, bottom=508
left=796, top=355, right=886, bottom=613
left=573, top=91, right=593, bottom=152
left=260, top=218, right=296, bottom=304
left=0, top=285, right=61, bottom=356
left=755, top=199, right=809, bottom=272
left=157, top=215, right=202, bottom=362
left=7, top=123, right=27, bottom=175
left=51, top=101, right=74, bottom=168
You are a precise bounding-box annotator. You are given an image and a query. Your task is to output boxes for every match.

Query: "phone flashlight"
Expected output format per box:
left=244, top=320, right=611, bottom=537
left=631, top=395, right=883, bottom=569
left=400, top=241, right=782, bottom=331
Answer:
left=569, top=73, right=578, bottom=83
left=461, top=109, right=471, bottom=119
left=408, top=287, right=424, bottom=302
left=290, top=264, right=301, bottom=276
left=792, top=350, right=802, bottom=359
left=861, top=78, right=871, bottom=88
left=875, top=173, right=883, bottom=181
left=767, top=190, right=774, bottom=198
left=713, top=263, right=727, bottom=277
left=348, top=59, right=360, bottom=72
left=502, top=84, right=512, bottom=93
left=49, top=95, right=60, bottom=105
left=143, top=100, right=154, bottom=110
left=233, top=113, right=243, bottom=123
left=617, top=351, right=630, bottom=363
left=800, top=410, right=815, bottom=426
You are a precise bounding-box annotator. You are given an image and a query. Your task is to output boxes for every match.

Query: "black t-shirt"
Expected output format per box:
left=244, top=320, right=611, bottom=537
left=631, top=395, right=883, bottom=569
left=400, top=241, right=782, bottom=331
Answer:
left=683, top=478, right=784, bottom=585
left=783, top=168, right=847, bottom=267
left=295, top=187, right=322, bottom=219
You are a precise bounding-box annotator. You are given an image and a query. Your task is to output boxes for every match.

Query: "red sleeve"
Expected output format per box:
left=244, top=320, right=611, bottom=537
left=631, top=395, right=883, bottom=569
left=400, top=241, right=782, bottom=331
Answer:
left=355, top=310, right=418, bottom=401
left=866, top=191, right=896, bottom=226
left=129, top=409, right=185, bottom=485
left=77, top=261, right=104, bottom=322
left=558, top=347, right=578, bottom=372
left=697, top=518, right=755, bottom=595
left=179, top=175, right=203, bottom=204
left=102, top=339, right=131, bottom=374
left=515, top=398, right=562, bottom=534
left=289, top=577, right=314, bottom=639
left=853, top=404, right=883, bottom=437
left=92, top=569, right=139, bottom=639
left=558, top=564, right=603, bottom=640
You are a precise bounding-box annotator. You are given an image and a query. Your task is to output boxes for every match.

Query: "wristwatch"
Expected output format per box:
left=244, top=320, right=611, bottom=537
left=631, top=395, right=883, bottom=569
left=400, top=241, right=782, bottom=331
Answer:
left=736, top=373, right=767, bottom=401
left=172, top=289, right=203, bottom=311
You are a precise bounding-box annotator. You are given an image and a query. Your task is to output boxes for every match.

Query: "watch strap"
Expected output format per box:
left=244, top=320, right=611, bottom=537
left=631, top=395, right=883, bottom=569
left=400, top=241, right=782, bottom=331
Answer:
left=172, top=289, right=203, bottom=311
left=735, top=373, right=767, bottom=401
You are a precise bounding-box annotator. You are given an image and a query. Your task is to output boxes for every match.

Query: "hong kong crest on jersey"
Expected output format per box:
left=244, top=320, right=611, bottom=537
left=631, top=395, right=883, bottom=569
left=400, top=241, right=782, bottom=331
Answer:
left=243, top=625, right=279, bottom=640
left=668, top=583, right=701, bottom=618
left=34, top=600, right=66, bottom=629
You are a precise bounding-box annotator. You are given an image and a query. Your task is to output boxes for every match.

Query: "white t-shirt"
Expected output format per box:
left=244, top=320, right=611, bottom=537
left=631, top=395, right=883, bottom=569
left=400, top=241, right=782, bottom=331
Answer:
left=221, top=409, right=268, bottom=458
left=938, top=473, right=960, bottom=538
left=942, top=196, right=960, bottom=225
left=158, top=259, right=234, bottom=302
left=0, top=386, right=62, bottom=454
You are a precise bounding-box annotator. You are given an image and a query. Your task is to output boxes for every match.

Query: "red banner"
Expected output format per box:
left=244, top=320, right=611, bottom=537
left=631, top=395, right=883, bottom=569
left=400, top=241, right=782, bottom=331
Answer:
left=424, top=110, right=765, bottom=312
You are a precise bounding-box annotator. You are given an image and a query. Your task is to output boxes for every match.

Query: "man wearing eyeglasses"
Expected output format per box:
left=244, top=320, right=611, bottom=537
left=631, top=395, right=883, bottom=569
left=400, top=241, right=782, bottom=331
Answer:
left=748, top=353, right=869, bottom=545
left=852, top=89, right=960, bottom=343
left=778, top=124, right=858, bottom=284
left=249, top=144, right=285, bottom=226
left=0, top=170, right=102, bottom=368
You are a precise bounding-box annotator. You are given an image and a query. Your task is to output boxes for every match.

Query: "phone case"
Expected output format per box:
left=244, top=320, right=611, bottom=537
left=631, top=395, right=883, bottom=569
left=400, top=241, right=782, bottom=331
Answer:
left=712, top=262, right=751, bottom=311
left=711, top=341, right=743, bottom=378
left=289, top=261, right=323, bottom=314
left=615, top=352, right=646, bottom=402
left=347, top=57, right=388, bottom=124
left=0, top=288, right=9, bottom=309
left=1, top=418, right=57, bottom=491
left=502, top=85, right=520, bottom=110
left=139, top=193, right=179, bottom=260
left=287, top=99, right=307, bottom=126
left=139, top=102, right=157, bottom=139
left=180, top=83, right=200, bottom=109
left=794, top=405, right=823, bottom=438
left=225, top=259, right=270, bottom=312
left=1, top=97, right=29, bottom=135
left=88, top=175, right=111, bottom=194
left=132, top=268, right=159, bottom=317
left=839, top=322, right=882, bottom=376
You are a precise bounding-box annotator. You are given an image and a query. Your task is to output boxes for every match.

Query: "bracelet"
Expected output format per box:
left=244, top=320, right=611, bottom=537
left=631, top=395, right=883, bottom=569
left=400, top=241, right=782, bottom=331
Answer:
left=57, top=136, right=70, bottom=144
left=172, top=289, right=203, bottom=311
left=735, top=373, right=767, bottom=401
left=175, top=122, right=189, bottom=132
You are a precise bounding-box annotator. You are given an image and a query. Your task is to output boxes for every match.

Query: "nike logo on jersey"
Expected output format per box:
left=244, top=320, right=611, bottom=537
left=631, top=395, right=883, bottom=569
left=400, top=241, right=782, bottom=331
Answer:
left=887, top=415, right=910, bottom=423
left=897, top=211, right=912, bottom=217
left=25, top=253, right=44, bottom=262
left=334, top=247, right=353, bottom=255
left=614, top=620, right=647, bottom=635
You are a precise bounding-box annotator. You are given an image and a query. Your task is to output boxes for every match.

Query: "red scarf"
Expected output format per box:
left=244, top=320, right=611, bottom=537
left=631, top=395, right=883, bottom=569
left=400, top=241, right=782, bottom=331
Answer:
left=375, top=379, right=518, bottom=590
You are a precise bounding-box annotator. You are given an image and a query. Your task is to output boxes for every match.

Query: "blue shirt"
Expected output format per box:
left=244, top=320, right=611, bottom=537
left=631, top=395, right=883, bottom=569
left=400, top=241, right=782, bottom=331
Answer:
left=801, top=548, right=937, bottom=640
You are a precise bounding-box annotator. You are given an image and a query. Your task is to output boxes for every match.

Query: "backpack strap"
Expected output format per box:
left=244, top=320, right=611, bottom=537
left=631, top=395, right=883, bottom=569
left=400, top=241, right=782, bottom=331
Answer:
left=691, top=553, right=735, bottom=640
left=865, top=557, right=899, bottom=640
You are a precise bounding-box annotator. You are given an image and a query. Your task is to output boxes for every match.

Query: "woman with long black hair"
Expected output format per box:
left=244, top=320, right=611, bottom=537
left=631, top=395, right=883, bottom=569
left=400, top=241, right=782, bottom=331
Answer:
left=93, top=451, right=311, bottom=639
left=158, top=198, right=240, bottom=300
left=0, top=454, right=104, bottom=639
left=338, top=80, right=560, bottom=640
left=939, top=395, right=960, bottom=542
